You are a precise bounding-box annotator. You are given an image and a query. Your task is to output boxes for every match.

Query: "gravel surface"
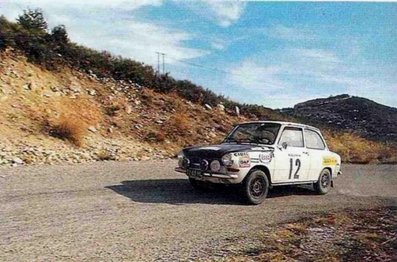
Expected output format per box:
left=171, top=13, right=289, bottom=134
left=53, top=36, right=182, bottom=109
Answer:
left=0, top=161, right=396, bottom=261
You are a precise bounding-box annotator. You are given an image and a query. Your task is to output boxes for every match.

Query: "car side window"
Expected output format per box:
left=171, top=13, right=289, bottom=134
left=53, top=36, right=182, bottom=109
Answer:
left=279, top=127, right=304, bottom=147
left=305, top=129, right=326, bottom=150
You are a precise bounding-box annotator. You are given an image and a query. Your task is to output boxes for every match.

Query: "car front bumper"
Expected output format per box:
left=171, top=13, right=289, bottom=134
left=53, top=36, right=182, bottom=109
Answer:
left=175, top=167, right=239, bottom=181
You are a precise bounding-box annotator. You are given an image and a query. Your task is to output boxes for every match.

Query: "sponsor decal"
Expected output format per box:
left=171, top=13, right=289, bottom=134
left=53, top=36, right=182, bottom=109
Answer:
left=323, top=157, right=337, bottom=166
left=288, top=153, right=301, bottom=157
left=234, top=152, right=249, bottom=157
left=239, top=155, right=251, bottom=167
left=259, top=153, right=272, bottom=163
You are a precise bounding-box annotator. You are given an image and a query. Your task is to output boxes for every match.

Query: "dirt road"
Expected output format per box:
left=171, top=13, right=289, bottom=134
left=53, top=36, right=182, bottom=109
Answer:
left=0, top=161, right=396, bottom=261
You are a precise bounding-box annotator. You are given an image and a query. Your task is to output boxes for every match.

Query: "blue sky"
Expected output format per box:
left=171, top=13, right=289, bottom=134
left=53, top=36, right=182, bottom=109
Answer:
left=1, top=1, right=396, bottom=108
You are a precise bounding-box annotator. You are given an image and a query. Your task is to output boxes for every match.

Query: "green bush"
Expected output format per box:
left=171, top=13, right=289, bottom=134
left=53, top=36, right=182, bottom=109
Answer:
left=17, top=8, right=47, bottom=32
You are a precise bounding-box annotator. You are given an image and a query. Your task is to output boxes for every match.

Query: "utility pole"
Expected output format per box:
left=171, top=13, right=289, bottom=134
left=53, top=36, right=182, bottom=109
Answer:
left=156, top=51, right=165, bottom=74
left=161, top=53, right=165, bottom=74
left=156, top=52, right=160, bottom=74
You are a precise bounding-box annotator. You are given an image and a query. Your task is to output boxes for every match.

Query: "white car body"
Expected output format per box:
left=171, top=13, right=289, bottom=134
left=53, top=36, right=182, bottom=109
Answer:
left=176, top=121, right=342, bottom=187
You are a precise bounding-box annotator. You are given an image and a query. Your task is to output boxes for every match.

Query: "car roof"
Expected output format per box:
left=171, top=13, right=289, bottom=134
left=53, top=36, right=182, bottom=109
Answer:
left=238, top=121, right=321, bottom=131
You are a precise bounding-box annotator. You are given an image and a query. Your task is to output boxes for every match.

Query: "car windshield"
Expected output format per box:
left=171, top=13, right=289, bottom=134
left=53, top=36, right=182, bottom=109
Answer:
left=224, top=123, right=281, bottom=145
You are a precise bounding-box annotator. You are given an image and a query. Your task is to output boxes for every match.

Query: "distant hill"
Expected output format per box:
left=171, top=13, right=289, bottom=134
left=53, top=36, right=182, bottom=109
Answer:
left=279, top=94, right=397, bottom=142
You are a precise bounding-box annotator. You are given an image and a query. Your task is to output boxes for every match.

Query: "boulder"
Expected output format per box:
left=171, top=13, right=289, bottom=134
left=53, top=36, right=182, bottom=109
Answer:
left=88, top=126, right=97, bottom=133
left=125, top=104, right=133, bottom=114
left=235, top=106, right=240, bottom=116
left=217, top=104, right=225, bottom=111
left=23, top=83, right=33, bottom=90
left=88, top=89, right=96, bottom=96
left=12, top=157, right=24, bottom=165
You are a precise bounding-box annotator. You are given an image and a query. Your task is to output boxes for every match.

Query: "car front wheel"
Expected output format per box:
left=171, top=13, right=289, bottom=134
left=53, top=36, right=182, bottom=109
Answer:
left=314, top=169, right=331, bottom=195
left=241, top=169, right=269, bottom=205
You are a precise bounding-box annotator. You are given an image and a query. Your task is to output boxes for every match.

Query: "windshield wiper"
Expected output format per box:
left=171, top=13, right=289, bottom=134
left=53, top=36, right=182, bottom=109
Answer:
left=224, top=138, right=237, bottom=143
left=225, top=138, right=267, bottom=145
left=235, top=138, right=257, bottom=144
left=244, top=138, right=271, bottom=145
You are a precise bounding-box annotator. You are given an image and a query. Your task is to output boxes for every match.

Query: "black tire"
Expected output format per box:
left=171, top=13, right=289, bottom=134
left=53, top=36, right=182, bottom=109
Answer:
left=241, top=169, right=269, bottom=205
left=314, top=169, right=331, bottom=195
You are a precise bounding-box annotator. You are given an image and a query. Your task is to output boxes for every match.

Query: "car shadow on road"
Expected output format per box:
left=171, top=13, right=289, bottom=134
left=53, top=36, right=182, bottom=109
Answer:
left=270, top=185, right=318, bottom=198
left=105, top=179, right=317, bottom=205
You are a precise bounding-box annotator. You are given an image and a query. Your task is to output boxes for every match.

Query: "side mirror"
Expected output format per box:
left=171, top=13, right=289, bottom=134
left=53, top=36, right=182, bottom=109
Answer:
left=282, top=142, right=288, bottom=150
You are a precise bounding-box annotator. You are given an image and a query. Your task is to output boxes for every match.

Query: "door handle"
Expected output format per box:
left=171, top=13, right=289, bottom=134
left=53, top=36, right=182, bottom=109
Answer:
left=303, top=152, right=309, bottom=155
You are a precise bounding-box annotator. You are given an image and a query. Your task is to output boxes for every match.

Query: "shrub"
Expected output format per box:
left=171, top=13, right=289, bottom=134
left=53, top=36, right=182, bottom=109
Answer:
left=324, top=130, right=397, bottom=164
left=51, top=25, right=68, bottom=44
left=140, top=89, right=154, bottom=105
left=49, top=115, right=87, bottom=146
left=43, top=97, right=102, bottom=146
left=171, top=112, right=190, bottom=133
left=105, top=105, right=121, bottom=116
left=162, top=111, right=191, bottom=140
left=145, top=131, right=166, bottom=143
left=96, top=149, right=114, bottom=161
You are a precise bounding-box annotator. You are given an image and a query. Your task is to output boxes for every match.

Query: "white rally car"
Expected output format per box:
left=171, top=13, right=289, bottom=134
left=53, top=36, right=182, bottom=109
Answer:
left=175, top=121, right=342, bottom=204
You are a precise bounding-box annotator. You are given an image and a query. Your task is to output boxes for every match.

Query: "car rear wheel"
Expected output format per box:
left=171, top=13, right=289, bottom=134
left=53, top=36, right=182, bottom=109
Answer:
left=314, top=169, right=331, bottom=195
left=241, top=169, right=269, bottom=205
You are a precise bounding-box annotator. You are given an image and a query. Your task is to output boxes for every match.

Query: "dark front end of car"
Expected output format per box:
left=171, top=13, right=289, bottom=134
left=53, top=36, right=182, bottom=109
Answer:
left=175, top=143, right=254, bottom=177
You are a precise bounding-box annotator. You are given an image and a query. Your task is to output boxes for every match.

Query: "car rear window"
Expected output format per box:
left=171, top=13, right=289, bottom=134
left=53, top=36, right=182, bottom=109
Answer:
left=305, top=129, right=326, bottom=150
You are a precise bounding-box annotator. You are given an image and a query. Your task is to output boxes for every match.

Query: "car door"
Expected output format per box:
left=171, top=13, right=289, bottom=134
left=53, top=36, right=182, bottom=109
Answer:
left=273, top=127, right=310, bottom=183
left=304, top=129, right=328, bottom=181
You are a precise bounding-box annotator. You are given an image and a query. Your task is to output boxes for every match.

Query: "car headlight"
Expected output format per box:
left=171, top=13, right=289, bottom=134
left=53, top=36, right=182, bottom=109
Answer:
left=177, top=151, right=186, bottom=168
left=210, top=160, right=221, bottom=172
left=177, top=151, right=184, bottom=158
left=221, top=153, right=233, bottom=167
left=200, top=159, right=209, bottom=170
left=182, top=158, right=190, bottom=169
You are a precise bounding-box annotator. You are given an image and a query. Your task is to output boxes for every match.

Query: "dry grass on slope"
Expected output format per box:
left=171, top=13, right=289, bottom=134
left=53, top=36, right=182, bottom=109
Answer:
left=47, top=115, right=87, bottom=147
left=20, top=90, right=103, bottom=147
left=41, top=97, right=103, bottom=146
left=133, top=89, right=248, bottom=153
left=324, top=130, right=397, bottom=164
left=0, top=52, right=103, bottom=147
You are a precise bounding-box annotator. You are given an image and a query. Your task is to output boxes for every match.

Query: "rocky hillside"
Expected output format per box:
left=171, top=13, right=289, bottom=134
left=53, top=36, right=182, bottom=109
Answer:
left=0, top=50, right=250, bottom=167
left=280, top=94, right=397, bottom=142
left=1, top=51, right=396, bottom=167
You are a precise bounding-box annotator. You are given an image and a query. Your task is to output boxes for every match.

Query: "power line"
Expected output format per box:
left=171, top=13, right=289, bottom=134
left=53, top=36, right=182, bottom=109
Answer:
left=164, top=55, right=397, bottom=95
left=166, top=56, right=252, bottom=78
left=163, top=56, right=395, bottom=102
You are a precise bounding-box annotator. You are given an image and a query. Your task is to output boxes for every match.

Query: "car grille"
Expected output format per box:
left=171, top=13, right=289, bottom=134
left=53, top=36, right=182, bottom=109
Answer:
left=188, top=157, right=215, bottom=171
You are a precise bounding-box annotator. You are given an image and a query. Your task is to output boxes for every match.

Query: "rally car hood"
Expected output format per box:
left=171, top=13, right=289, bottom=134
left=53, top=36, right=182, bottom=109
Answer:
left=183, top=143, right=273, bottom=159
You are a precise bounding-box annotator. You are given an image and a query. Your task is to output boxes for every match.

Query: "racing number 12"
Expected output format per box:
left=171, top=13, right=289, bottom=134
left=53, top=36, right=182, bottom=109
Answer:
left=288, top=158, right=301, bottom=179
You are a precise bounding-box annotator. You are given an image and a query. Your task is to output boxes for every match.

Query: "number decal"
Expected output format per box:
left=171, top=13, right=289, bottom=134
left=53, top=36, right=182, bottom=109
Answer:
left=294, top=159, right=301, bottom=179
left=289, top=158, right=301, bottom=179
